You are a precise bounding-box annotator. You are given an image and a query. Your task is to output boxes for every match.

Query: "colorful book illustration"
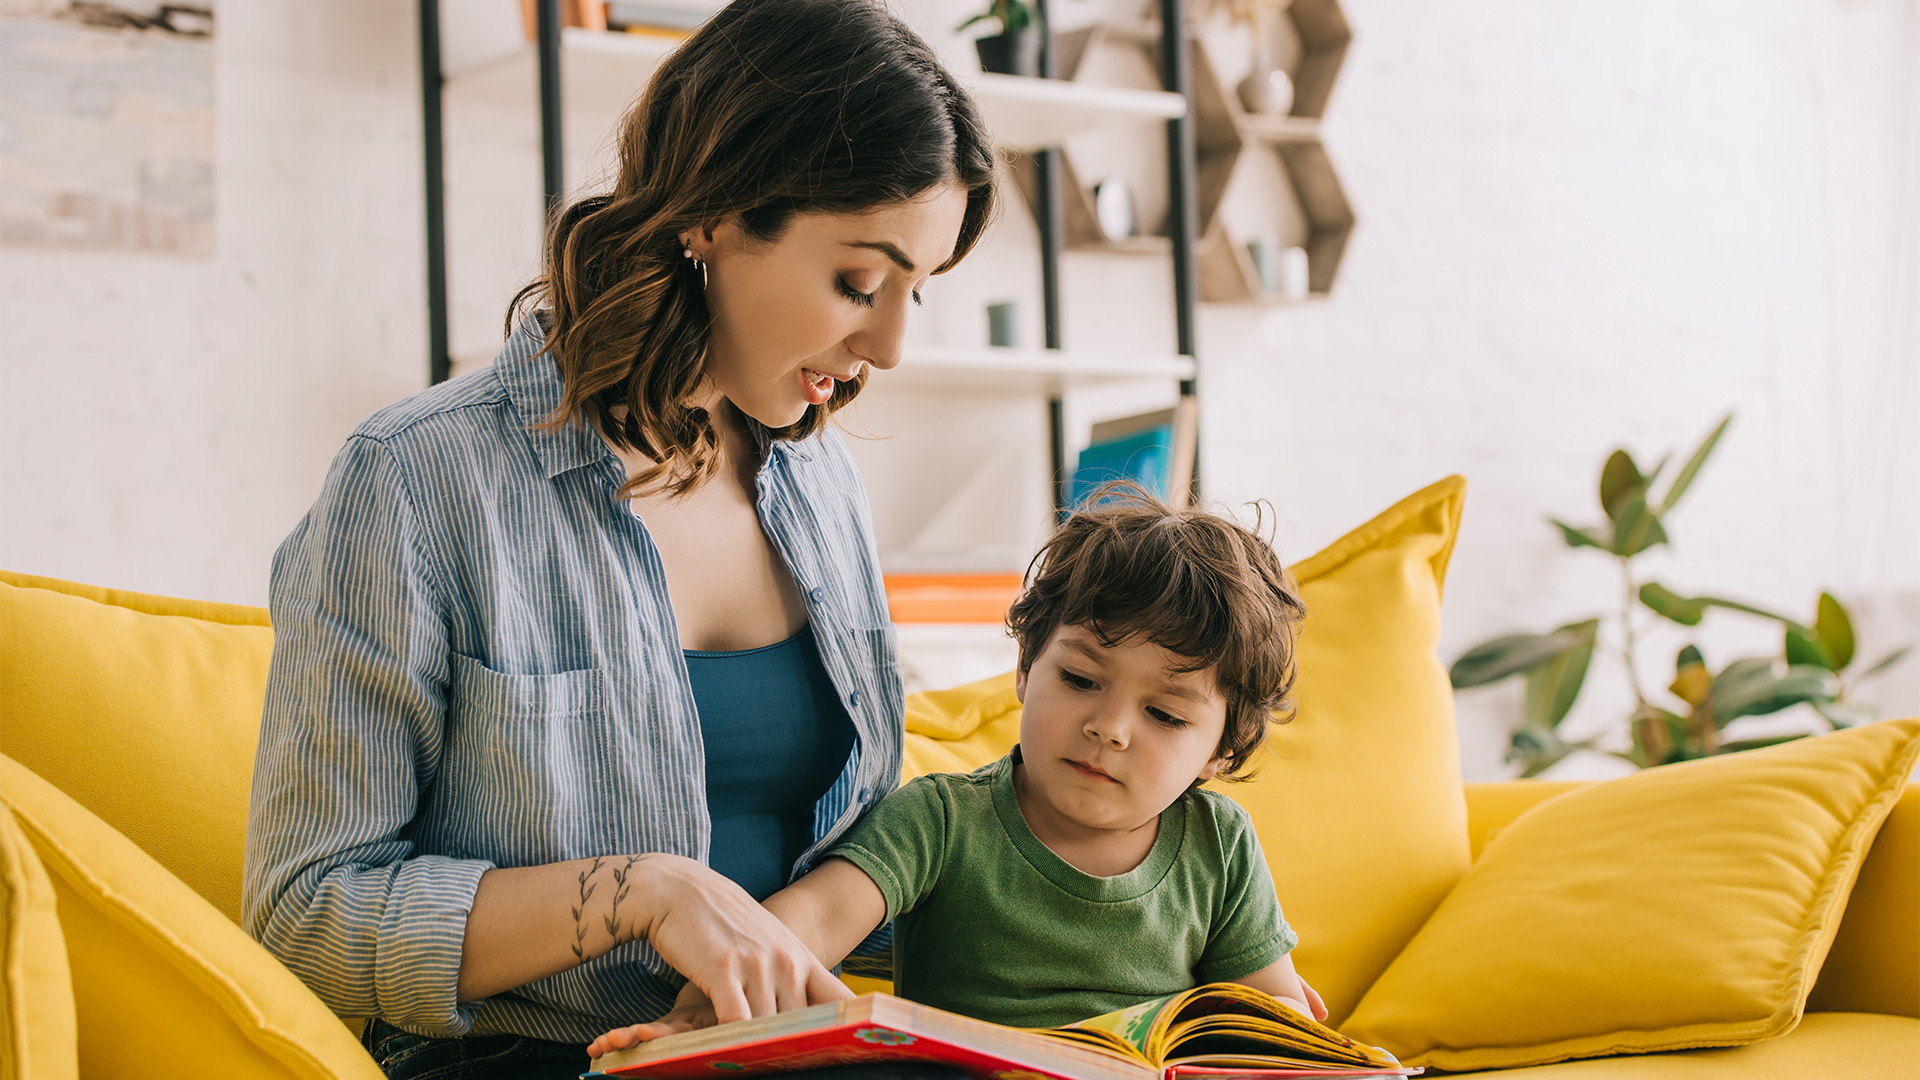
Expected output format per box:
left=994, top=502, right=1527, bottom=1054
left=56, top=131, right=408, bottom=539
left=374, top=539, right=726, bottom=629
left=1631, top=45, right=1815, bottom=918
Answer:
left=589, top=984, right=1416, bottom=1080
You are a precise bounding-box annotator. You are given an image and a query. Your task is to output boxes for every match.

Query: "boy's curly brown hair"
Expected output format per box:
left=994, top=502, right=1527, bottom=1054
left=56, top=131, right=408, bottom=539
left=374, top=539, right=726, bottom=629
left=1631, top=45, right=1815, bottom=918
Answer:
left=1006, top=482, right=1307, bottom=781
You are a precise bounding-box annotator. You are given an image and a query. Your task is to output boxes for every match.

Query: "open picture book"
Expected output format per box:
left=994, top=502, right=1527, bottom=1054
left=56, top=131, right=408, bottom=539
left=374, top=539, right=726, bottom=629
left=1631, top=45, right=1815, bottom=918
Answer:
left=588, top=982, right=1417, bottom=1080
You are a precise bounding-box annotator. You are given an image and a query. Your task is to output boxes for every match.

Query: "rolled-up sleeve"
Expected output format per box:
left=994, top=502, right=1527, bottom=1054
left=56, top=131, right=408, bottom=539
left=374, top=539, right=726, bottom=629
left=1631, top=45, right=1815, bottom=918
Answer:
left=243, top=433, right=493, bottom=1035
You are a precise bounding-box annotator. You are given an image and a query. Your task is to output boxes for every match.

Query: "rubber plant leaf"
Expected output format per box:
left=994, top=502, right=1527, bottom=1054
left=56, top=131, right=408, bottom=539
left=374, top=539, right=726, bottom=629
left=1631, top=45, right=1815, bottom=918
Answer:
left=1656, top=412, right=1732, bottom=515
left=1522, top=619, right=1598, bottom=731
left=1814, top=592, right=1856, bottom=670
left=1548, top=517, right=1612, bottom=551
left=1784, top=624, right=1836, bottom=672
left=1450, top=627, right=1591, bottom=688
left=1859, top=644, right=1915, bottom=679
left=1641, top=582, right=1708, bottom=625
left=1599, top=449, right=1645, bottom=522
left=1711, top=662, right=1838, bottom=726
left=1607, top=495, right=1669, bottom=556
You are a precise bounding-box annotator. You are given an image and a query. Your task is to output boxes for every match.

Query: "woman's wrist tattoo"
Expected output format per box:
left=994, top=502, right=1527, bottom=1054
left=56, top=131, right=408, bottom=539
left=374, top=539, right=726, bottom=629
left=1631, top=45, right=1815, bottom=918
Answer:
left=570, top=854, right=651, bottom=961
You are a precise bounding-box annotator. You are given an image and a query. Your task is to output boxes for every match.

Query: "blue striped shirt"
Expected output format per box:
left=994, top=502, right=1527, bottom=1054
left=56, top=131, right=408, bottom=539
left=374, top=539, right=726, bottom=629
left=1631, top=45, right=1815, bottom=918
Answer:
left=243, top=316, right=904, bottom=1043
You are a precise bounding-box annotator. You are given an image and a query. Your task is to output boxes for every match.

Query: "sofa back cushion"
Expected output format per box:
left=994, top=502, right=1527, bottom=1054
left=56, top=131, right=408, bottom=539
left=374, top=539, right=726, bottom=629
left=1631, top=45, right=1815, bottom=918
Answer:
left=0, top=571, right=272, bottom=924
left=0, top=752, right=383, bottom=1078
left=899, top=477, right=1472, bottom=1025
left=1, top=802, right=78, bottom=1080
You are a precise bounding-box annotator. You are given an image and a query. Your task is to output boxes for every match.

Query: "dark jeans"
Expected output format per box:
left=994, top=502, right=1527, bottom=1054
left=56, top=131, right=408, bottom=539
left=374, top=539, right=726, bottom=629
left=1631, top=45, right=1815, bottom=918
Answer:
left=362, top=1019, right=973, bottom=1080
left=362, top=1019, right=587, bottom=1080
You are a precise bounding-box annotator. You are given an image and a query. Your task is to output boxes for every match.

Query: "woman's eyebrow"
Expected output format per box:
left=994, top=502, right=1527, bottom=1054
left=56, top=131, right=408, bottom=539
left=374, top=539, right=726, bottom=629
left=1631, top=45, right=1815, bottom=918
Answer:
left=843, top=240, right=916, bottom=272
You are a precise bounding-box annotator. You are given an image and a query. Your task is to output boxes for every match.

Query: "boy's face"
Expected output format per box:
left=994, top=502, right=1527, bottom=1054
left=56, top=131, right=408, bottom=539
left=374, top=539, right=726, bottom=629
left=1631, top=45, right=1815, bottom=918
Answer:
left=1013, top=624, right=1230, bottom=839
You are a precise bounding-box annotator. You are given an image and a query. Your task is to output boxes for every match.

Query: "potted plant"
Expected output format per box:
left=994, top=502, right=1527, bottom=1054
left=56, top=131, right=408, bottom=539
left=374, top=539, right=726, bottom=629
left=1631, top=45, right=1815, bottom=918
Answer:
left=959, top=0, right=1039, bottom=77
left=1450, top=413, right=1913, bottom=776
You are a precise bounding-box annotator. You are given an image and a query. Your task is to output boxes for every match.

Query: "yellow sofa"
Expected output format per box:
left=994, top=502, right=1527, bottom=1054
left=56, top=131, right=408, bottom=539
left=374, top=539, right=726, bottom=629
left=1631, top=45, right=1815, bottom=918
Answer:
left=3, top=523, right=1916, bottom=1077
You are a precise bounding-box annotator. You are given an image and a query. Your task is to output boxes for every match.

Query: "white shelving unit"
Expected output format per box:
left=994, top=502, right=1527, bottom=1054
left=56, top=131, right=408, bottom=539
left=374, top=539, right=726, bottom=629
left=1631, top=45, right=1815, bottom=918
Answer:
left=444, top=28, right=1186, bottom=154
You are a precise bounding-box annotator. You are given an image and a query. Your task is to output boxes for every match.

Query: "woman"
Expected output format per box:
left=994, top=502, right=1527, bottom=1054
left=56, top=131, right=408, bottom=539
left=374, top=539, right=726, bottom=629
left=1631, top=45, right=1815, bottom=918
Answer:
left=242, top=1, right=997, bottom=1074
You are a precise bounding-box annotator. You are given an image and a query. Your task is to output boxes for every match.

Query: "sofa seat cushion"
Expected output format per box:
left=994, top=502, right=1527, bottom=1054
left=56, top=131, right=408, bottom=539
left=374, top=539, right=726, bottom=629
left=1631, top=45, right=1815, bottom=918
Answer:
left=1345, top=717, right=1920, bottom=1072
left=1442, top=1012, right=1918, bottom=1079
left=0, top=571, right=272, bottom=924
left=895, top=477, right=1472, bottom=1026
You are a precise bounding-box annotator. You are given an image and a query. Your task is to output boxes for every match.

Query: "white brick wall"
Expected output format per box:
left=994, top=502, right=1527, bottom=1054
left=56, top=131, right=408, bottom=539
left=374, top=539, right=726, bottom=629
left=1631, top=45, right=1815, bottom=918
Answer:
left=1, top=0, right=1913, bottom=778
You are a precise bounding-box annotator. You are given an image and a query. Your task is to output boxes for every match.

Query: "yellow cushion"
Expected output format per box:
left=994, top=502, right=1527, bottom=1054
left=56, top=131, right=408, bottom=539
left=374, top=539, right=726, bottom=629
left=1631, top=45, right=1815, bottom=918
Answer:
left=1342, top=717, right=1920, bottom=1072
left=898, top=477, right=1473, bottom=1026
left=0, top=752, right=383, bottom=1080
left=1442, top=1012, right=1920, bottom=1079
left=1807, top=785, right=1920, bottom=1018
left=0, top=572, right=272, bottom=923
left=1, top=805, right=78, bottom=1080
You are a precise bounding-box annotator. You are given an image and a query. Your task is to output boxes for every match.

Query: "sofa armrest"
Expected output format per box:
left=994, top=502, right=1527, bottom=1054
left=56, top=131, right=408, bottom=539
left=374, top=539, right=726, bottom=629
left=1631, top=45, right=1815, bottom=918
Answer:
left=1462, top=781, right=1586, bottom=861
left=1465, top=780, right=1920, bottom=1020
left=1807, top=783, right=1919, bottom=1018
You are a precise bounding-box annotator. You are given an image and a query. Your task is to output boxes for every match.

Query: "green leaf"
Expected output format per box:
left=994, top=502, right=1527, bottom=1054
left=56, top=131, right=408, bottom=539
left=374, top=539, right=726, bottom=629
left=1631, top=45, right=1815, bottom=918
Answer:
left=1640, top=582, right=1708, bottom=625
left=1814, top=592, right=1855, bottom=670
left=1636, top=585, right=1802, bottom=628
left=1607, top=495, right=1669, bottom=556
left=1677, top=643, right=1705, bottom=668
left=1784, top=625, right=1836, bottom=671
left=1522, top=619, right=1598, bottom=731
left=1509, top=725, right=1576, bottom=777
left=1599, top=450, right=1645, bottom=521
left=1656, top=413, right=1732, bottom=515
left=1548, top=517, right=1612, bottom=551
left=1858, top=644, right=1915, bottom=680
left=1718, top=734, right=1810, bottom=754
left=1630, top=704, right=1687, bottom=767
left=1451, top=625, right=1596, bottom=688
left=1813, top=700, right=1878, bottom=729
left=1711, top=660, right=1839, bottom=725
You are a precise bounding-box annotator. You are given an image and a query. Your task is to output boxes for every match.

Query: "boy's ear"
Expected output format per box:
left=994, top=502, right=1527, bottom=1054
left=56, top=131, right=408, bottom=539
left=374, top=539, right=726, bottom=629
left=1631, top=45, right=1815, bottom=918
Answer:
left=1014, top=666, right=1028, bottom=703
left=1195, top=755, right=1227, bottom=784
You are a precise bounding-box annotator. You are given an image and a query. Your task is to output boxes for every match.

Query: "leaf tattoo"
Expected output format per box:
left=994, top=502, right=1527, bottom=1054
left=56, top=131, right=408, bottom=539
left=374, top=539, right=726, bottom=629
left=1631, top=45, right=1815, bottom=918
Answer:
left=603, top=855, right=642, bottom=939
left=569, top=857, right=605, bottom=960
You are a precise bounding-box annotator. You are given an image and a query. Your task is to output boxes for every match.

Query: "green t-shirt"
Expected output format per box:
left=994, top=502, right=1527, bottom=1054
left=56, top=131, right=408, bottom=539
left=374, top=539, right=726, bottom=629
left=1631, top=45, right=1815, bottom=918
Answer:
left=828, top=749, right=1295, bottom=1028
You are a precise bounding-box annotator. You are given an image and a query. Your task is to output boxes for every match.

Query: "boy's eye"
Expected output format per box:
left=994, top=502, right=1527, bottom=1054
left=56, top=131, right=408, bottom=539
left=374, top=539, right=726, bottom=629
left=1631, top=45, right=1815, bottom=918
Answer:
left=1057, top=670, right=1096, bottom=691
left=1147, top=707, right=1189, bottom=729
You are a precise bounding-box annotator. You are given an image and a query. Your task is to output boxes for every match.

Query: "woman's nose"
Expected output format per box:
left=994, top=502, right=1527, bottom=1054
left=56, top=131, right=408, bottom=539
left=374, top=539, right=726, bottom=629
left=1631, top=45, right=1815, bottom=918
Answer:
left=847, top=298, right=909, bottom=371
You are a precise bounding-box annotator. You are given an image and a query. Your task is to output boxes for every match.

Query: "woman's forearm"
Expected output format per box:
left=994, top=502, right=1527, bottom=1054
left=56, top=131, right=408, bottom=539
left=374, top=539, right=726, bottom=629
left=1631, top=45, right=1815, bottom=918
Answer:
left=458, top=854, right=659, bottom=1002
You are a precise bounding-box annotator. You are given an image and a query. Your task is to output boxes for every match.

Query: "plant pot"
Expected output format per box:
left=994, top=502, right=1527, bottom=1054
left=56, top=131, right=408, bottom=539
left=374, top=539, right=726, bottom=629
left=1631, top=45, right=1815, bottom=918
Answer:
left=975, top=30, right=1040, bottom=77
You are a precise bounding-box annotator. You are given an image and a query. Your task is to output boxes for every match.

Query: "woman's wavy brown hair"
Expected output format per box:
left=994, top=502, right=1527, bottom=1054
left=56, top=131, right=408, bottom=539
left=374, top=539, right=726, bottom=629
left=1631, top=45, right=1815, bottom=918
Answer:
left=508, top=0, right=997, bottom=497
left=1005, top=482, right=1308, bottom=782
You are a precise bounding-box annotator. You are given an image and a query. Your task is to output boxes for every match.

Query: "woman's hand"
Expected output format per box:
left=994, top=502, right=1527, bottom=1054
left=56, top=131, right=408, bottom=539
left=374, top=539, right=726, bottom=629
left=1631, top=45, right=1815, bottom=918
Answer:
left=632, top=853, right=852, bottom=1024
left=589, top=980, right=719, bottom=1058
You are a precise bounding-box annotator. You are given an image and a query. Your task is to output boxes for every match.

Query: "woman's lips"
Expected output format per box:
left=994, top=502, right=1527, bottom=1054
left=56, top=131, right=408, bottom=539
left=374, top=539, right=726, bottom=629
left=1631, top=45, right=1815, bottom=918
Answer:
left=800, top=368, right=835, bottom=405
left=1067, top=759, right=1118, bottom=783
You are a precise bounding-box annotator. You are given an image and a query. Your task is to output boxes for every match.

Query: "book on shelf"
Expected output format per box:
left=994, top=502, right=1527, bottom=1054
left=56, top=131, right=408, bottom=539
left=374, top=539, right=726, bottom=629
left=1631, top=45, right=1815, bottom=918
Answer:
left=589, top=983, right=1416, bottom=1080
left=1070, top=396, right=1199, bottom=511
left=885, top=574, right=1026, bottom=625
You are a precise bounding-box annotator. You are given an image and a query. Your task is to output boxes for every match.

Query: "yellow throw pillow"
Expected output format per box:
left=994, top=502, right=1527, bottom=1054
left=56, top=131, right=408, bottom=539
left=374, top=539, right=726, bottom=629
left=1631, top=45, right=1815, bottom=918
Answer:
left=899, top=477, right=1472, bottom=1026
left=1, top=805, right=78, bottom=1080
left=1342, top=717, right=1920, bottom=1072
left=0, top=752, right=383, bottom=1080
left=0, top=572, right=272, bottom=924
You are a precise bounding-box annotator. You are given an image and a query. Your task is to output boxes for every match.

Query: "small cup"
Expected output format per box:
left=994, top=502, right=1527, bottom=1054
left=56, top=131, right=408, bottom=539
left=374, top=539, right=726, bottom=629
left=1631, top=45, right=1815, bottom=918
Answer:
left=986, top=301, right=1019, bottom=348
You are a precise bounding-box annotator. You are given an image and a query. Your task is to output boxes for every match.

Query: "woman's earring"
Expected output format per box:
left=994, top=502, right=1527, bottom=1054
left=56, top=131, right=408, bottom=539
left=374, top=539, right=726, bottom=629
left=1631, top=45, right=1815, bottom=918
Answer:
left=683, top=245, right=708, bottom=290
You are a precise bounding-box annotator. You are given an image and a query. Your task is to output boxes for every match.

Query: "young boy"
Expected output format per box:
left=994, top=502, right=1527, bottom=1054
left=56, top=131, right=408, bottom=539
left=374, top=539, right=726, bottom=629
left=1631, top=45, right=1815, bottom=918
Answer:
left=592, top=487, right=1317, bottom=1055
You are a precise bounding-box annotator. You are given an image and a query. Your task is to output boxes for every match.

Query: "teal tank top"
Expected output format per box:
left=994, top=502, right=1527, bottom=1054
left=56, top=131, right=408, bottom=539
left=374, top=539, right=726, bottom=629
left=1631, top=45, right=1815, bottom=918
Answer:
left=684, top=625, right=858, bottom=900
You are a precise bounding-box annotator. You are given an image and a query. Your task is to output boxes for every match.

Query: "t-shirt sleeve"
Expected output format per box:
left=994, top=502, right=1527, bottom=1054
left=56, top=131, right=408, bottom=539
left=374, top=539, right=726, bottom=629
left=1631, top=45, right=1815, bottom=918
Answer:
left=1193, top=795, right=1297, bottom=983
left=826, top=775, right=951, bottom=921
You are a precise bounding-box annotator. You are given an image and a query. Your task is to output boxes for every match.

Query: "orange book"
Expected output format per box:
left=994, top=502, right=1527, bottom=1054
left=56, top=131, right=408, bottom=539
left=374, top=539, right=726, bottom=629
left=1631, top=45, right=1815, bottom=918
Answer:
left=885, top=574, right=1026, bottom=624
left=590, top=986, right=1415, bottom=1080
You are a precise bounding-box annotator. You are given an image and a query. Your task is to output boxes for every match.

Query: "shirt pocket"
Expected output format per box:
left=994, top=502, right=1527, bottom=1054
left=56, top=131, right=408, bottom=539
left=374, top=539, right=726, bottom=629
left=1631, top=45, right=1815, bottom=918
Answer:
left=441, top=651, right=608, bottom=864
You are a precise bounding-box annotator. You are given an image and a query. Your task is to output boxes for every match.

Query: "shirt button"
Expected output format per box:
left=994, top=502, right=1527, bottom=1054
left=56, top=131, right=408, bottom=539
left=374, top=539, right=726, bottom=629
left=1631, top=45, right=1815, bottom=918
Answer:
left=809, top=587, right=826, bottom=603
left=848, top=691, right=863, bottom=709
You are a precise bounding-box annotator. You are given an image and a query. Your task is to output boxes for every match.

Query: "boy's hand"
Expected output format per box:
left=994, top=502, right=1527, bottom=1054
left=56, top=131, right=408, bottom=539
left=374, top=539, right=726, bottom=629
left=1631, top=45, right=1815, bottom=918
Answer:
left=588, top=981, right=720, bottom=1059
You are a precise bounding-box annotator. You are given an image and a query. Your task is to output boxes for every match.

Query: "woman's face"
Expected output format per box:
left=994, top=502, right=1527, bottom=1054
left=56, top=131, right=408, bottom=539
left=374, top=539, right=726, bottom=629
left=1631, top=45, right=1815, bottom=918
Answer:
left=690, top=182, right=970, bottom=430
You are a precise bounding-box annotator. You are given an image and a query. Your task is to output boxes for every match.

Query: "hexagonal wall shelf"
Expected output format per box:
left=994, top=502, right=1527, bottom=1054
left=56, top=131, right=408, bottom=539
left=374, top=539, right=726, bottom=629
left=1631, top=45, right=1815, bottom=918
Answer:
left=1006, top=1, right=1355, bottom=304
